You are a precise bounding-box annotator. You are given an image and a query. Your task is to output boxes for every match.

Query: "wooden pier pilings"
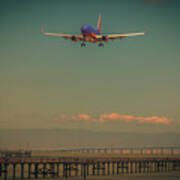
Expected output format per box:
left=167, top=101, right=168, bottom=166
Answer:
left=0, top=157, right=180, bottom=180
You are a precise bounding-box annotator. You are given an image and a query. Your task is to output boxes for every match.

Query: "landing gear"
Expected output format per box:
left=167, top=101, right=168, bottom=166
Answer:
left=98, top=43, right=104, bottom=47
left=81, top=42, right=86, bottom=47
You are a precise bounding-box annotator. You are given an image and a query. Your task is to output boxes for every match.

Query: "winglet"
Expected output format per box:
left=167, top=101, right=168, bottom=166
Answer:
left=97, top=13, right=102, bottom=33
left=41, top=26, right=45, bottom=34
left=144, top=26, right=151, bottom=35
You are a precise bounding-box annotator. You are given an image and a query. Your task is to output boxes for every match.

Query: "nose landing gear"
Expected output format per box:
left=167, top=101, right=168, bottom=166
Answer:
left=98, top=43, right=104, bottom=47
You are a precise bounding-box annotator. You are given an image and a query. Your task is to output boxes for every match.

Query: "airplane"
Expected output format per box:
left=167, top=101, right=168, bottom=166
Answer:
left=42, top=14, right=147, bottom=47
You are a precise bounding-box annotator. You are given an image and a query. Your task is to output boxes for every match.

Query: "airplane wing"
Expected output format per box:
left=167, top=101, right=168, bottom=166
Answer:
left=107, top=32, right=147, bottom=39
left=96, top=32, right=147, bottom=40
left=42, top=27, right=83, bottom=40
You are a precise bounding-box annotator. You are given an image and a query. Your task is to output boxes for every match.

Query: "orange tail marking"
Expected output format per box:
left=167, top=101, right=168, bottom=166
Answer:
left=97, top=14, right=102, bottom=33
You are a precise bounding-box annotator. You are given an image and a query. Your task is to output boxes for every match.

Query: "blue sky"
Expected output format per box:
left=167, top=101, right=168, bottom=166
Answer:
left=0, top=0, right=179, bottom=132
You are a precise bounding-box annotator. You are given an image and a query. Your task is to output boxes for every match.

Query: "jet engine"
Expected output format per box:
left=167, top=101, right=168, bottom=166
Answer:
left=102, top=36, right=109, bottom=42
left=71, top=36, right=78, bottom=42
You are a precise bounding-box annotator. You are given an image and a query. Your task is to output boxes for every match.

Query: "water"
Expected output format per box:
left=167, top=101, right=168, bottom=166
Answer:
left=6, top=174, right=180, bottom=180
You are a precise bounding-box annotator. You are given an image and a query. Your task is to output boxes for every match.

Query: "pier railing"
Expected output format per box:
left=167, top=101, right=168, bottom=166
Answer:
left=35, top=146, right=180, bottom=155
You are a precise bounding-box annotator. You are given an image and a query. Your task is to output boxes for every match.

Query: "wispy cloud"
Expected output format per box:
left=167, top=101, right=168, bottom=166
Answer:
left=54, top=113, right=97, bottom=122
left=72, top=114, right=91, bottom=121
left=54, top=112, right=170, bottom=125
left=99, top=113, right=170, bottom=125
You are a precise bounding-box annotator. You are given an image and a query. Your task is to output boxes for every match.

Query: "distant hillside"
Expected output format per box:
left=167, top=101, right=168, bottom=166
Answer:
left=0, top=129, right=180, bottom=150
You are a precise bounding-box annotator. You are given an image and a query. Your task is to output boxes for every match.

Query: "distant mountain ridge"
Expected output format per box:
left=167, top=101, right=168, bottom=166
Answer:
left=0, top=129, right=180, bottom=150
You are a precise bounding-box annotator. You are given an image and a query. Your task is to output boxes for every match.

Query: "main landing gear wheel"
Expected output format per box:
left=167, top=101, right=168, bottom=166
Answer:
left=81, top=42, right=86, bottom=47
left=98, top=43, right=104, bottom=47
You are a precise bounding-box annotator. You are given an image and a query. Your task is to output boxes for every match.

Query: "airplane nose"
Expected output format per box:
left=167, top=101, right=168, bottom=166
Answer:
left=81, top=25, right=88, bottom=34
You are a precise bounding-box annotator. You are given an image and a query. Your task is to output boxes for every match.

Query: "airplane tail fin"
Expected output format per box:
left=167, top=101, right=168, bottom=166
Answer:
left=97, top=14, right=102, bottom=33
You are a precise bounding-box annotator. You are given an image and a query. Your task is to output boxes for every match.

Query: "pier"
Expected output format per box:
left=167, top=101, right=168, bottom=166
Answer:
left=1, top=146, right=180, bottom=180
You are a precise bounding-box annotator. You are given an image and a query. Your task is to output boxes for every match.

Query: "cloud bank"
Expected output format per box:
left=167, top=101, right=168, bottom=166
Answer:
left=54, top=113, right=170, bottom=125
left=99, top=113, right=170, bottom=125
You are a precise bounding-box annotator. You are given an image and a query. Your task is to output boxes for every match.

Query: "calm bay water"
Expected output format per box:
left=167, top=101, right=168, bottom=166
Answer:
left=7, top=174, right=180, bottom=180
